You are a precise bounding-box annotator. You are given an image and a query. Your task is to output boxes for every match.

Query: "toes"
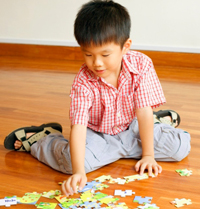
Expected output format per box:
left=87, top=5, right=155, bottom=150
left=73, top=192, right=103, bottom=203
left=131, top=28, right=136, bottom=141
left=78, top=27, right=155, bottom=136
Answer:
left=14, top=140, right=22, bottom=149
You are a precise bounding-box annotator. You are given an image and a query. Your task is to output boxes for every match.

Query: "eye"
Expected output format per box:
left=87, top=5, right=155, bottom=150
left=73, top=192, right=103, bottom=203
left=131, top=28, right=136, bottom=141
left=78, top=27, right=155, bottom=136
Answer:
left=102, top=54, right=110, bottom=57
left=85, top=54, right=92, bottom=57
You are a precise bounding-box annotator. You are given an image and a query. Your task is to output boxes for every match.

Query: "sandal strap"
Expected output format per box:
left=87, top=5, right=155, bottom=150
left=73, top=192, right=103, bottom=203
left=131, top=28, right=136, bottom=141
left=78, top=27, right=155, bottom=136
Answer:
left=14, top=127, right=61, bottom=152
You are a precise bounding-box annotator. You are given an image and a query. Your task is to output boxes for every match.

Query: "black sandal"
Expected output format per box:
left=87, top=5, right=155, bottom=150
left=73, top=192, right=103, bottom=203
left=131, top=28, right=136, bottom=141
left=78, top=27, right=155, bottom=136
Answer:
left=153, top=110, right=181, bottom=127
left=4, top=122, right=62, bottom=152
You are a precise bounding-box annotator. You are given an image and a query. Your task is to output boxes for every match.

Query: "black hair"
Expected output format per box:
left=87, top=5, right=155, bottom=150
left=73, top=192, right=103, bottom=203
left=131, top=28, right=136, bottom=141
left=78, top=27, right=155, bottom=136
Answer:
left=74, top=0, right=131, bottom=48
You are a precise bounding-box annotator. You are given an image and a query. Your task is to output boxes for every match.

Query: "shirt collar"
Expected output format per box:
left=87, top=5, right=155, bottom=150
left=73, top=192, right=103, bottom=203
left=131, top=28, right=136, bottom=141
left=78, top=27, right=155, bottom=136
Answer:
left=122, top=53, right=140, bottom=76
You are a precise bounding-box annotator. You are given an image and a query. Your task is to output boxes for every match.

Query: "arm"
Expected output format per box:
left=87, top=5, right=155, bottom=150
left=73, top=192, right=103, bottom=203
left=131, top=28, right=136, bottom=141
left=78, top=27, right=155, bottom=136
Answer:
left=62, top=124, right=87, bottom=195
left=135, top=106, right=162, bottom=176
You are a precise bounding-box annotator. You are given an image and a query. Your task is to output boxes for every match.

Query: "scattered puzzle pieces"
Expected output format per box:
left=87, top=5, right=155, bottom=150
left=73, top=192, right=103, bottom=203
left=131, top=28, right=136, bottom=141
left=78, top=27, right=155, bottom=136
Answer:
left=171, top=198, right=192, bottom=208
left=133, top=196, right=153, bottom=204
left=175, top=169, right=192, bottom=176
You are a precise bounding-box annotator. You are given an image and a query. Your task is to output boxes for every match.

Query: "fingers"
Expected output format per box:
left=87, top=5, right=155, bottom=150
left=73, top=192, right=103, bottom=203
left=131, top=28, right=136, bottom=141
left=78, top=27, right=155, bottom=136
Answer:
left=61, top=174, right=87, bottom=196
left=135, top=159, right=162, bottom=177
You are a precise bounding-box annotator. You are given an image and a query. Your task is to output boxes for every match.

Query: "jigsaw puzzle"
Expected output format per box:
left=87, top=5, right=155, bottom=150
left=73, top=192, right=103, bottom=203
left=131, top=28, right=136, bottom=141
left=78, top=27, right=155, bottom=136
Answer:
left=175, top=169, right=192, bottom=176
left=133, top=196, right=153, bottom=204
left=171, top=198, right=192, bottom=207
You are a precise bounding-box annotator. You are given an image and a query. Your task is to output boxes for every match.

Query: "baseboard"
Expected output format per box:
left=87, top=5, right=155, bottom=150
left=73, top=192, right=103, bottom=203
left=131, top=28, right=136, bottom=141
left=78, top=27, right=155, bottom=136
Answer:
left=0, top=43, right=200, bottom=69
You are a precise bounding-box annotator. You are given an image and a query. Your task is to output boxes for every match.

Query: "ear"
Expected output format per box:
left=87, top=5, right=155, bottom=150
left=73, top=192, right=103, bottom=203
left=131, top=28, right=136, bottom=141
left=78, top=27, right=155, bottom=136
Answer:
left=122, top=38, right=132, bottom=55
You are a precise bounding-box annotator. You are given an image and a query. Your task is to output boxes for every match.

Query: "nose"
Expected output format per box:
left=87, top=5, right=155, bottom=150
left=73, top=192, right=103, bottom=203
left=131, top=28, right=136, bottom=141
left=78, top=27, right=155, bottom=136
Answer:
left=93, top=57, right=103, bottom=67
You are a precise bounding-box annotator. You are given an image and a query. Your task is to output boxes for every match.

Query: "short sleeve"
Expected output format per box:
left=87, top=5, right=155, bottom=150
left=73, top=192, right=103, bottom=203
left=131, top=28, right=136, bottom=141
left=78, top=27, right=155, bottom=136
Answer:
left=134, top=59, right=166, bottom=109
left=70, top=85, right=93, bottom=126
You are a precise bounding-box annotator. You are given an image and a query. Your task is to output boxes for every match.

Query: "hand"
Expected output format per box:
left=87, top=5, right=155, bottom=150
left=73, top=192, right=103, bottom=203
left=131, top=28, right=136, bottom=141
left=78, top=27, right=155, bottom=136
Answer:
left=62, top=172, right=87, bottom=196
left=135, top=156, right=162, bottom=177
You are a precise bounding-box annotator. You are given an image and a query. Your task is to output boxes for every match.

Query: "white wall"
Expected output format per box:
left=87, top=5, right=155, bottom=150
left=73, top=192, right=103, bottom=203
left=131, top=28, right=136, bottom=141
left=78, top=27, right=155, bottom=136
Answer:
left=0, top=0, right=200, bottom=53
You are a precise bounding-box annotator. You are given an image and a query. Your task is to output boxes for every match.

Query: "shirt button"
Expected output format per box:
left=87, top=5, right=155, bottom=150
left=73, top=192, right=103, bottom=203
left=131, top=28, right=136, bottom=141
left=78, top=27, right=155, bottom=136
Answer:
left=117, top=112, right=121, bottom=117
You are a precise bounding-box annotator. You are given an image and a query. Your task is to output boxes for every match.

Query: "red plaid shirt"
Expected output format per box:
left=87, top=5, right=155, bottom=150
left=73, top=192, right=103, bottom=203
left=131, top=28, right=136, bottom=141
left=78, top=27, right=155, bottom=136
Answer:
left=70, top=50, right=166, bottom=135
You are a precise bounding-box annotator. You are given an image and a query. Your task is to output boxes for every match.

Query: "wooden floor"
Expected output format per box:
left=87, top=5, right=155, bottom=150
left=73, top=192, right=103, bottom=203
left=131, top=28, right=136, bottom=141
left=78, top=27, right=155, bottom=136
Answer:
left=0, top=56, right=200, bottom=208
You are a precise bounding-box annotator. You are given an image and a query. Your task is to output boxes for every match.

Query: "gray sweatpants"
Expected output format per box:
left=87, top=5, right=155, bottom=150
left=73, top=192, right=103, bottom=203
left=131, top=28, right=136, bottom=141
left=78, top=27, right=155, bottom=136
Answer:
left=31, top=118, right=191, bottom=174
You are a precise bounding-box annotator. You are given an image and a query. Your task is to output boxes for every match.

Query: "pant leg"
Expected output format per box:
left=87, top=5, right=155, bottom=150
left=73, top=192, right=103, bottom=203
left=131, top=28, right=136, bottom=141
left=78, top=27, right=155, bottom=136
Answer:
left=122, top=118, right=191, bottom=161
left=31, top=119, right=191, bottom=174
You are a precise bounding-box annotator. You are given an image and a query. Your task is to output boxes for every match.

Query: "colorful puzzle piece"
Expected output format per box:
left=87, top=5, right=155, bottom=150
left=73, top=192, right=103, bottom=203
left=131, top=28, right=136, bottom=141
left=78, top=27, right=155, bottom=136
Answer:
left=133, top=196, right=153, bottom=204
left=136, top=203, right=160, bottom=209
left=99, top=195, right=119, bottom=205
left=80, top=200, right=102, bottom=208
left=175, top=169, right=192, bottom=176
left=124, top=173, right=155, bottom=183
left=42, top=190, right=61, bottom=199
left=17, top=192, right=42, bottom=204
left=55, top=195, right=68, bottom=203
left=95, top=175, right=113, bottom=182
left=171, top=198, right=192, bottom=207
left=114, top=190, right=135, bottom=197
left=36, top=202, right=57, bottom=209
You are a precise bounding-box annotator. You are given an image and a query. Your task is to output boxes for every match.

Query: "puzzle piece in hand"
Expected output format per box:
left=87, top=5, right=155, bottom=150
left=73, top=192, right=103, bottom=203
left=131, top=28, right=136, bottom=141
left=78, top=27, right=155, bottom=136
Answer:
left=42, top=190, right=61, bottom=199
left=35, top=202, right=57, bottom=209
left=79, top=181, right=101, bottom=193
left=133, top=196, right=153, bottom=204
left=95, top=175, right=112, bottom=182
left=171, top=198, right=192, bottom=207
left=136, top=203, right=160, bottom=209
left=0, top=196, right=17, bottom=207
left=114, top=190, right=135, bottom=197
left=17, top=192, right=42, bottom=204
left=175, top=169, right=192, bottom=176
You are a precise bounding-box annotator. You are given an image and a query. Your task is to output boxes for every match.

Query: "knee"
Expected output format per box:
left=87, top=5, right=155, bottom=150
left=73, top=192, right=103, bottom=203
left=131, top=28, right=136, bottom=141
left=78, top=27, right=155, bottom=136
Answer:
left=154, top=125, right=191, bottom=162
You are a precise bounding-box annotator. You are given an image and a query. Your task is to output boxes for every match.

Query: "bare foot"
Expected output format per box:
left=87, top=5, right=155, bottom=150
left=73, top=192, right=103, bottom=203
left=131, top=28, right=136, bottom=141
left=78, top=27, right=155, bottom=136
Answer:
left=14, top=133, right=35, bottom=149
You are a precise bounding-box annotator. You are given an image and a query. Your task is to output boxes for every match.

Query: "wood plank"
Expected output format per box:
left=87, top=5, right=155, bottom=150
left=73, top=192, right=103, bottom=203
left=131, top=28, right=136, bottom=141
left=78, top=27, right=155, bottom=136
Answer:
left=1, top=43, right=200, bottom=68
left=0, top=57, right=200, bottom=208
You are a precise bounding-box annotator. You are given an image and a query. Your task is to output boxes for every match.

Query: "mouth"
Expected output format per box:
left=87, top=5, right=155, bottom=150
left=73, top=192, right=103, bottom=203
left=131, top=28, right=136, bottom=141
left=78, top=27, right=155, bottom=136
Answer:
left=95, top=69, right=106, bottom=74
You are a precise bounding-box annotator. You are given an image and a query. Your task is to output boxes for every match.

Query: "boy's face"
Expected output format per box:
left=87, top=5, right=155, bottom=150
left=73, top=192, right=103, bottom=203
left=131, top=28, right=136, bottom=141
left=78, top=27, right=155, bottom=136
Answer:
left=81, top=41, right=131, bottom=84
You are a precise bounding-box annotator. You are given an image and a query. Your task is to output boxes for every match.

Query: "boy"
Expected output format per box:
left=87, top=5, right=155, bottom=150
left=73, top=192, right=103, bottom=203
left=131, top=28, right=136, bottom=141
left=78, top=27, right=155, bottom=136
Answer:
left=4, top=0, right=191, bottom=196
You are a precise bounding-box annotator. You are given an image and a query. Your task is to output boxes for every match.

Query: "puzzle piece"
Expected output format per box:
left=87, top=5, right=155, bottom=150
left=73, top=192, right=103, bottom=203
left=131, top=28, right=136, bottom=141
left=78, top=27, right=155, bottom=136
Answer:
left=124, top=173, right=155, bottom=183
left=136, top=203, right=160, bottom=209
left=109, top=178, right=126, bottom=184
left=79, top=181, right=102, bottom=193
left=80, top=190, right=94, bottom=202
left=95, top=175, right=113, bottom=182
left=93, top=192, right=108, bottom=200
left=114, top=190, right=135, bottom=197
left=42, top=190, right=61, bottom=199
left=175, top=169, right=192, bottom=176
left=59, top=198, right=82, bottom=208
left=133, top=196, right=153, bottom=204
left=171, top=198, right=192, bottom=207
left=0, top=196, right=17, bottom=207
left=17, top=192, right=42, bottom=204
left=80, top=200, right=102, bottom=208
left=99, top=195, right=119, bottom=205
left=36, top=202, right=57, bottom=209
left=55, top=195, right=68, bottom=203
